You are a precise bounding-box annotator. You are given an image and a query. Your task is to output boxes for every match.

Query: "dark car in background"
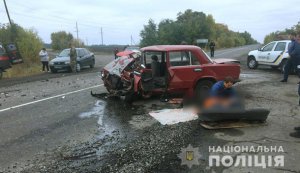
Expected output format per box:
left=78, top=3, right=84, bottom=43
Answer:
left=5, top=43, right=23, bottom=64
left=49, top=48, right=95, bottom=73
left=0, top=43, right=11, bottom=79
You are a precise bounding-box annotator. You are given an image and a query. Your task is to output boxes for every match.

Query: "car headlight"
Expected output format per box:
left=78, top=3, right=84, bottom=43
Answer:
left=65, top=61, right=70, bottom=64
left=49, top=61, right=54, bottom=65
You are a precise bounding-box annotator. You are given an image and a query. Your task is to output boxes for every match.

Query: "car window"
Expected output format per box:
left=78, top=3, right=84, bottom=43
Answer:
left=83, top=49, right=90, bottom=55
left=262, top=42, right=275, bottom=52
left=78, top=49, right=85, bottom=57
left=58, top=49, right=70, bottom=57
left=6, top=44, right=17, bottom=51
left=274, top=42, right=286, bottom=51
left=169, top=51, right=199, bottom=66
left=143, top=51, right=164, bottom=69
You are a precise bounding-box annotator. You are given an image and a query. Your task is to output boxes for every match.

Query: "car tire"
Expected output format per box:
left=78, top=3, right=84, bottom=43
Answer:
left=279, top=59, right=287, bottom=73
left=271, top=66, right=278, bottom=70
left=90, top=63, right=94, bottom=68
left=247, top=56, right=258, bottom=69
left=195, top=80, right=214, bottom=104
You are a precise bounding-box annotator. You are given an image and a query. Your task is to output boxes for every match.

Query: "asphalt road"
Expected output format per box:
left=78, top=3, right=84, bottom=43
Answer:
left=1, top=45, right=300, bottom=173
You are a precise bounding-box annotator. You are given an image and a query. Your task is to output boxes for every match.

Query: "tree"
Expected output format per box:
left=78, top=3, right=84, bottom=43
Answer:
left=139, top=9, right=257, bottom=48
left=0, top=22, right=43, bottom=63
left=264, top=21, right=300, bottom=44
left=139, top=19, right=158, bottom=47
left=51, top=31, right=73, bottom=50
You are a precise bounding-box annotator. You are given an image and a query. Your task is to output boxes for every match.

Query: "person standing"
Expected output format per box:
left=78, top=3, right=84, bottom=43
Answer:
left=280, top=32, right=297, bottom=82
left=114, top=48, right=119, bottom=59
left=289, top=32, right=300, bottom=138
left=69, top=43, right=77, bottom=72
left=209, top=41, right=216, bottom=57
left=39, top=48, right=49, bottom=72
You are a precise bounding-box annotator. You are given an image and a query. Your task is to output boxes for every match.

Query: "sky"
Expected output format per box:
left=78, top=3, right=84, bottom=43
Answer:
left=0, top=0, right=299, bottom=45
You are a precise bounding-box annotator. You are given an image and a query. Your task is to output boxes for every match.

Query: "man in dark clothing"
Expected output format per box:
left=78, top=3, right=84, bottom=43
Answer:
left=69, top=43, right=77, bottom=72
left=151, top=55, right=160, bottom=77
left=210, top=76, right=236, bottom=98
left=204, top=76, right=241, bottom=109
left=209, top=41, right=216, bottom=57
left=280, top=32, right=297, bottom=82
left=114, top=48, right=119, bottom=59
left=289, top=32, right=300, bottom=138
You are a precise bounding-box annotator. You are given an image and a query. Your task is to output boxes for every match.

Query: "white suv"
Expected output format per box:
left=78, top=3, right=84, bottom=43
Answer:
left=247, top=40, right=291, bottom=72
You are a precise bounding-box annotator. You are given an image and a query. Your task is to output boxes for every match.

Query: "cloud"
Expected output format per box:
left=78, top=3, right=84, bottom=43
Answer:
left=2, top=0, right=300, bottom=45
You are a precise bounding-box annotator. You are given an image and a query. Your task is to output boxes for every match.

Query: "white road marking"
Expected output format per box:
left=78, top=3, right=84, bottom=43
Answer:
left=0, top=84, right=104, bottom=113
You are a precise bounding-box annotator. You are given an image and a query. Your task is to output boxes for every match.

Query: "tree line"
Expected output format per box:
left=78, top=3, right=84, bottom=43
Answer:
left=264, top=22, right=300, bottom=44
left=140, top=9, right=257, bottom=48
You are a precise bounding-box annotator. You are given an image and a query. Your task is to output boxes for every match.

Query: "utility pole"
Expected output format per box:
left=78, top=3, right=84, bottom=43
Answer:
left=100, top=27, right=103, bottom=45
left=3, top=0, right=12, bottom=25
left=130, top=35, right=133, bottom=45
left=75, top=22, right=79, bottom=40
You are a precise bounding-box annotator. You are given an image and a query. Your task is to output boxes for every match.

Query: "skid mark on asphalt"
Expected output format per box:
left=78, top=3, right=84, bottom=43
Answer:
left=0, top=84, right=104, bottom=113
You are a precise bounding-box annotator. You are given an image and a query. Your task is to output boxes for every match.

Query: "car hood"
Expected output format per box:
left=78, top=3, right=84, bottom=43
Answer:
left=50, top=56, right=70, bottom=62
left=103, top=56, right=135, bottom=77
left=248, top=50, right=258, bottom=55
left=213, top=58, right=240, bottom=64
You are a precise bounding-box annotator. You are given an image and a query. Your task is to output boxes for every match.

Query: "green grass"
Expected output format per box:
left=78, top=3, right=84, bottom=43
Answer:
left=3, top=63, right=44, bottom=79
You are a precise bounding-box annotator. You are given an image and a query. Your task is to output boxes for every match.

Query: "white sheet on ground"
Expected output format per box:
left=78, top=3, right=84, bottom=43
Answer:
left=149, top=108, right=198, bottom=125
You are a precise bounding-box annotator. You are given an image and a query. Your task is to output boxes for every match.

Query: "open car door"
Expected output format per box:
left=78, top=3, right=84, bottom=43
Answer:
left=140, top=51, right=167, bottom=92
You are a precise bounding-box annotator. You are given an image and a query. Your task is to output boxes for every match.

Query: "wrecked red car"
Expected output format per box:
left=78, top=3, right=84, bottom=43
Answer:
left=100, top=45, right=240, bottom=102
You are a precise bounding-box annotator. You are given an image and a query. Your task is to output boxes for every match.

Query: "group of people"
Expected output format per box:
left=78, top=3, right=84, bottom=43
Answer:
left=38, top=43, right=77, bottom=73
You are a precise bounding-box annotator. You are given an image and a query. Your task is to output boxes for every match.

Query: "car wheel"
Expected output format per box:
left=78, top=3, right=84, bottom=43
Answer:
left=247, top=56, right=258, bottom=69
left=90, top=63, right=94, bottom=68
left=51, top=69, right=57, bottom=73
left=279, top=59, right=287, bottom=73
left=76, top=63, right=81, bottom=72
left=195, top=80, right=214, bottom=103
left=0, top=69, right=3, bottom=79
left=271, top=66, right=278, bottom=70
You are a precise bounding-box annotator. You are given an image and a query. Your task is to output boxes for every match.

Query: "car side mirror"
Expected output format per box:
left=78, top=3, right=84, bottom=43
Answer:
left=258, top=48, right=262, bottom=51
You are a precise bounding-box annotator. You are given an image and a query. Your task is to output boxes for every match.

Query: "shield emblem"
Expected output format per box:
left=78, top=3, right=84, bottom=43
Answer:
left=186, top=151, right=194, bottom=161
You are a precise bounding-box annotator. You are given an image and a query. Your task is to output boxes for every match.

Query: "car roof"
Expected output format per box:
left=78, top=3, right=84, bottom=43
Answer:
left=63, top=48, right=86, bottom=51
left=141, top=45, right=201, bottom=51
left=272, top=40, right=291, bottom=43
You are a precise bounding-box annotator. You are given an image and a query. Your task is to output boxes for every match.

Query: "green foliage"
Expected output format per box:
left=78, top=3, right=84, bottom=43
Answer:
left=0, top=23, right=43, bottom=63
left=264, top=22, right=300, bottom=44
left=51, top=31, right=73, bottom=50
left=140, top=19, right=158, bottom=47
left=140, top=9, right=257, bottom=48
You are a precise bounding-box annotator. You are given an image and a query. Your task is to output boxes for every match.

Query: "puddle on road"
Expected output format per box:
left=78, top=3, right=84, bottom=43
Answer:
left=79, top=100, right=105, bottom=126
left=78, top=100, right=116, bottom=138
